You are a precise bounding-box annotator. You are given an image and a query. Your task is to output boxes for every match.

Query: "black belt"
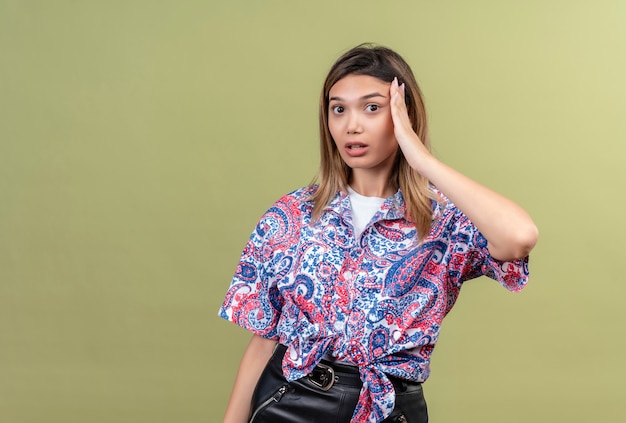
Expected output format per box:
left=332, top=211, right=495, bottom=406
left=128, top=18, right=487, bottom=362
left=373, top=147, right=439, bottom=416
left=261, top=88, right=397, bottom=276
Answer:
left=307, top=359, right=363, bottom=391
left=306, top=353, right=421, bottom=393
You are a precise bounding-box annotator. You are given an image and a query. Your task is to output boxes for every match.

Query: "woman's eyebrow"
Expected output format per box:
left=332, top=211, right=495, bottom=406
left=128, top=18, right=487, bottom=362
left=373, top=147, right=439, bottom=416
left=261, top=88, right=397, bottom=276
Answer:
left=329, top=92, right=388, bottom=102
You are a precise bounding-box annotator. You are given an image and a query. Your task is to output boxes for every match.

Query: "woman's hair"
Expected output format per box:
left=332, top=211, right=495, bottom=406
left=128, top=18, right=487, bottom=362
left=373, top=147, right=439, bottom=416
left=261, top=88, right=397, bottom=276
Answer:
left=310, top=43, right=436, bottom=241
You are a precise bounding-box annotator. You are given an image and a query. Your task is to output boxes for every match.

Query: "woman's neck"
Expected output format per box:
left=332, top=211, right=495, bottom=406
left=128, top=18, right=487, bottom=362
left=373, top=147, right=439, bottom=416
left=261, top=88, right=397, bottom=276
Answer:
left=349, top=169, right=395, bottom=198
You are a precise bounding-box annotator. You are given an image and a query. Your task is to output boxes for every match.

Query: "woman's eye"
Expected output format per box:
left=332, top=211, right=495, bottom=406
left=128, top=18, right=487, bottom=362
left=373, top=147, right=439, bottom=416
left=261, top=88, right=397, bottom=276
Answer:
left=332, top=105, right=344, bottom=114
left=366, top=104, right=379, bottom=112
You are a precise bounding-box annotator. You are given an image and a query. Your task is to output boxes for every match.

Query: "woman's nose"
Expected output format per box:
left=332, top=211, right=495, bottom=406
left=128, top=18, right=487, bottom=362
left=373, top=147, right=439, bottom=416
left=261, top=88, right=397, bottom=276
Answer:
left=346, top=112, right=362, bottom=134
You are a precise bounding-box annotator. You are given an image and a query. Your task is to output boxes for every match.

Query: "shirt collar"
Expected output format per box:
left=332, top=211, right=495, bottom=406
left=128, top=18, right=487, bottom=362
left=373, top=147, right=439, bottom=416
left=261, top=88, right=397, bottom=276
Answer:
left=325, top=188, right=407, bottom=221
left=381, top=189, right=406, bottom=220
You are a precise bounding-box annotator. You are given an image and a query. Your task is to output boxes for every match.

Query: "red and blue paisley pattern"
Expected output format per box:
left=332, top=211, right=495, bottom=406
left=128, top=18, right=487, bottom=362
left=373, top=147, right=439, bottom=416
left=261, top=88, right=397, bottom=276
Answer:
left=219, top=186, right=529, bottom=422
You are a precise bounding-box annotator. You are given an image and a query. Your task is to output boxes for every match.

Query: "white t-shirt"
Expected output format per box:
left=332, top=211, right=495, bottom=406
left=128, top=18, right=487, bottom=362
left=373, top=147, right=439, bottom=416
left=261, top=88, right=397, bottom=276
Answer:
left=347, top=186, right=386, bottom=239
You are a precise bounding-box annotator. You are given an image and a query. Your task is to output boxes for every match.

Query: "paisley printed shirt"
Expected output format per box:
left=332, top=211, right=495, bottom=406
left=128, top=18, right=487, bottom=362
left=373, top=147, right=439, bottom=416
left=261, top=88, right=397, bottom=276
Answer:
left=219, top=186, right=529, bottom=422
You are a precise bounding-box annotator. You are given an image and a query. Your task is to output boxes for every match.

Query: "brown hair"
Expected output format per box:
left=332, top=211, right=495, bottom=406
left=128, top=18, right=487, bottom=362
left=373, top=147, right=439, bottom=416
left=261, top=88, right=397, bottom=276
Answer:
left=310, top=43, right=436, bottom=241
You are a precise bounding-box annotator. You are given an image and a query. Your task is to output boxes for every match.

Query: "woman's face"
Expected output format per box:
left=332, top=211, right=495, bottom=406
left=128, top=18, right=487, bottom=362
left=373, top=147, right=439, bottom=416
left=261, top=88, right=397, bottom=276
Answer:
left=327, top=74, right=398, bottom=177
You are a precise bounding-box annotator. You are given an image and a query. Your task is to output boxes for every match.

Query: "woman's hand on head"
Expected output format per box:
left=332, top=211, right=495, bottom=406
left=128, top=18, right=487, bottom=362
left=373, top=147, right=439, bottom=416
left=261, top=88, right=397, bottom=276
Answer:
left=389, top=77, right=433, bottom=173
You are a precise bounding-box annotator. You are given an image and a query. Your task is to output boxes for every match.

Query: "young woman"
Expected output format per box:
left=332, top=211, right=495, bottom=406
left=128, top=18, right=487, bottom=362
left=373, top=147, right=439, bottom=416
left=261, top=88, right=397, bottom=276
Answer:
left=219, top=44, right=538, bottom=423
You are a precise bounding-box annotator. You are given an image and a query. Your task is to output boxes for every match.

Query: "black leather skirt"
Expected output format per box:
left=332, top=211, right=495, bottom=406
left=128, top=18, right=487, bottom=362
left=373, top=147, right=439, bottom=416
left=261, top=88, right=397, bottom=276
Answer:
left=248, top=344, right=428, bottom=423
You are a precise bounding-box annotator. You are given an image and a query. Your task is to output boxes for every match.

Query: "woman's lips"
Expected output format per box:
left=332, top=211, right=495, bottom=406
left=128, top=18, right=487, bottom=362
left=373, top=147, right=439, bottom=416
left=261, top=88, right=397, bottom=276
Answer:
left=345, top=142, right=368, bottom=157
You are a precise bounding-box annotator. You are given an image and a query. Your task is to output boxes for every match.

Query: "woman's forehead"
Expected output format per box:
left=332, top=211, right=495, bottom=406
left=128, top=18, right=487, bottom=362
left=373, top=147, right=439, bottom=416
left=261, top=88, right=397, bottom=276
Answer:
left=329, top=74, right=390, bottom=100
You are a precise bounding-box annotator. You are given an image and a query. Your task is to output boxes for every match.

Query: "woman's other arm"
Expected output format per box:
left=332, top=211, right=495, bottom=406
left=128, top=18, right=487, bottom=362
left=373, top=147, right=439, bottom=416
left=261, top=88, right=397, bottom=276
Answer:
left=222, top=334, right=278, bottom=423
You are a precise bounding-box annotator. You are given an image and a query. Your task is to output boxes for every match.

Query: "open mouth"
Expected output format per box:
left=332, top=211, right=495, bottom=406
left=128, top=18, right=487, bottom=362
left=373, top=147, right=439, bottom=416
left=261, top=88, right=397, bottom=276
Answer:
left=346, top=142, right=367, bottom=149
left=344, top=143, right=368, bottom=157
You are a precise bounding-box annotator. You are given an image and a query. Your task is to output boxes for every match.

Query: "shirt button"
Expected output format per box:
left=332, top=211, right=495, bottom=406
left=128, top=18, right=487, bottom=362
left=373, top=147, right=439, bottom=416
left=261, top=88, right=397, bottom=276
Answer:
left=343, top=271, right=352, bottom=280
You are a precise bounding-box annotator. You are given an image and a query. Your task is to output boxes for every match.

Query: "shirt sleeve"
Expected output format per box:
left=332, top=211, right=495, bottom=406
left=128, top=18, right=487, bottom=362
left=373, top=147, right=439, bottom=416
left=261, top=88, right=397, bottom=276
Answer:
left=448, top=206, right=529, bottom=292
left=218, top=195, right=301, bottom=338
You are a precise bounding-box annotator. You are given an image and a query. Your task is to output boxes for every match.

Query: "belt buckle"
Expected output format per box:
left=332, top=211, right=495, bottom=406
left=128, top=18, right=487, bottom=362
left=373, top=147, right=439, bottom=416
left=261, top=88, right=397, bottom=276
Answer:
left=307, top=363, right=336, bottom=391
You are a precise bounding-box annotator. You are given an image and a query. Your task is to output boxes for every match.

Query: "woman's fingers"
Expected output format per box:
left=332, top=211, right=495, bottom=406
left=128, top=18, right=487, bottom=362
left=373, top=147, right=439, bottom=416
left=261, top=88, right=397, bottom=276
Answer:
left=390, top=79, right=407, bottom=129
left=389, top=77, right=430, bottom=171
left=390, top=78, right=415, bottom=144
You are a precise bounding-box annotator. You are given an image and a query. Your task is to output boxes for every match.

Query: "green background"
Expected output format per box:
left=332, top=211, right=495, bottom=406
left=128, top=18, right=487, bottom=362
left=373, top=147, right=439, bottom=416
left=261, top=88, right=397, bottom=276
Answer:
left=1, top=1, right=625, bottom=422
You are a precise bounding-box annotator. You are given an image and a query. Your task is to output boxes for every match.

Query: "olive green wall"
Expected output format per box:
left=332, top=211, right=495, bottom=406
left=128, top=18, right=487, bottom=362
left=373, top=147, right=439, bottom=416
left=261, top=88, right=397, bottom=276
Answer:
left=1, top=1, right=624, bottom=422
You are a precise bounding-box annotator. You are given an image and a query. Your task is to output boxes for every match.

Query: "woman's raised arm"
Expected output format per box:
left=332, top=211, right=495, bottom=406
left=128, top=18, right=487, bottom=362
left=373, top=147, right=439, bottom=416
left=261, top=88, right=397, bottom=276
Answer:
left=389, top=77, right=538, bottom=261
